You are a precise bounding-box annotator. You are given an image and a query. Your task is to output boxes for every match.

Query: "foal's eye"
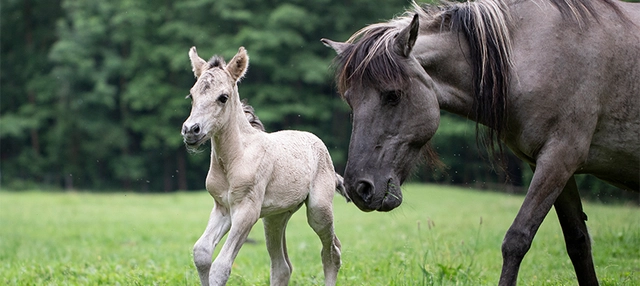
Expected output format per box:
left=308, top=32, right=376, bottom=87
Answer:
left=217, top=94, right=229, bottom=104
left=382, top=90, right=402, bottom=106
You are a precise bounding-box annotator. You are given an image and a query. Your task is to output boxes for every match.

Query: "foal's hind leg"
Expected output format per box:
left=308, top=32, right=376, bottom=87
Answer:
left=554, top=176, right=598, bottom=285
left=306, top=183, right=341, bottom=286
left=193, top=204, right=231, bottom=286
left=263, top=209, right=298, bottom=286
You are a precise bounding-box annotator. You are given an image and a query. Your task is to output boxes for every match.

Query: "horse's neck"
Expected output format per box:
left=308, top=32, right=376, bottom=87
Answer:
left=210, top=105, right=257, bottom=171
left=414, top=31, right=476, bottom=120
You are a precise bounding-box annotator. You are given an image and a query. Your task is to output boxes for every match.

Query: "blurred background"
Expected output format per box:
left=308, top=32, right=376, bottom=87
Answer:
left=1, top=0, right=637, bottom=204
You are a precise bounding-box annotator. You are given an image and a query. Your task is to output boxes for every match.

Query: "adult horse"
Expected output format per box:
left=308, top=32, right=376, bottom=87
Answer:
left=322, top=0, right=639, bottom=284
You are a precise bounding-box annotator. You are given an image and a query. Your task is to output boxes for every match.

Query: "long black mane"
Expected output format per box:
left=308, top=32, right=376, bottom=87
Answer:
left=334, top=27, right=410, bottom=100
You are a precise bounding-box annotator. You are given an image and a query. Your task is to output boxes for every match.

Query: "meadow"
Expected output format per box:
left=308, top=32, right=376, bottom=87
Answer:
left=1, top=184, right=638, bottom=285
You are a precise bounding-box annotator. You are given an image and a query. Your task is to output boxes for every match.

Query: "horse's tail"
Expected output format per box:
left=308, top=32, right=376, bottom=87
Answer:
left=335, top=173, right=351, bottom=202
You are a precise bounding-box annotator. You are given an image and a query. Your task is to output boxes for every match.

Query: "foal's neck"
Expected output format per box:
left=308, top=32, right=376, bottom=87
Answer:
left=210, top=100, right=258, bottom=170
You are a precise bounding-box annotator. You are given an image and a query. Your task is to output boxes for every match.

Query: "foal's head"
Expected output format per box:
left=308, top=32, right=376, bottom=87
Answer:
left=182, top=46, right=249, bottom=151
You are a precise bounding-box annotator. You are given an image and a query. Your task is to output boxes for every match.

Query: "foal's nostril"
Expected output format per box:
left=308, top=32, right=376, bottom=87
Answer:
left=182, top=123, right=201, bottom=137
left=355, top=180, right=374, bottom=203
left=192, top=124, right=200, bottom=134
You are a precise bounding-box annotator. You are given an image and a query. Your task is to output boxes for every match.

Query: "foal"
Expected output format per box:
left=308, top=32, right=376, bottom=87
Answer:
left=181, top=46, right=346, bottom=286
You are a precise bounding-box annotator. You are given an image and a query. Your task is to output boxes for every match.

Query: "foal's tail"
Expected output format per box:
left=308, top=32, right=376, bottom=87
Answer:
left=335, top=173, right=351, bottom=203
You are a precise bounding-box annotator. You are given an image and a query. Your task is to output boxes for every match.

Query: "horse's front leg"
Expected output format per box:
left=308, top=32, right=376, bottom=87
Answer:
left=208, top=199, right=261, bottom=285
left=499, top=150, right=581, bottom=286
left=194, top=204, right=231, bottom=286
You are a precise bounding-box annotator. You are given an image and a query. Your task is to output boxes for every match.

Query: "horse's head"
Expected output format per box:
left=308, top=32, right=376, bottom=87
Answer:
left=323, top=15, right=440, bottom=212
left=182, top=46, right=249, bottom=151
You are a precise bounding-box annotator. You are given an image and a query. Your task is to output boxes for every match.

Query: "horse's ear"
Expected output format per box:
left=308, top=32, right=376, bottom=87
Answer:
left=395, top=14, right=420, bottom=57
left=189, top=46, right=208, bottom=78
left=227, top=47, right=249, bottom=82
left=321, top=38, right=352, bottom=55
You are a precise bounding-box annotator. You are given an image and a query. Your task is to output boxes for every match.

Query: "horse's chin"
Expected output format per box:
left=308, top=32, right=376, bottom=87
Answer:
left=377, top=178, right=403, bottom=212
left=184, top=136, right=209, bottom=153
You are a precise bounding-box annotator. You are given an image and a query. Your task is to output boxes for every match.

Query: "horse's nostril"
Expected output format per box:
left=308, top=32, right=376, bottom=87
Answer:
left=192, top=124, right=200, bottom=134
left=182, top=123, right=201, bottom=136
left=356, top=180, right=374, bottom=203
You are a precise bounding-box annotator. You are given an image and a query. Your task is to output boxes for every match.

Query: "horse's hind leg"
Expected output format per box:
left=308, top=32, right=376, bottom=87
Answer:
left=307, top=182, right=341, bottom=286
left=554, top=176, right=598, bottom=285
left=193, top=204, right=231, bottom=286
left=263, top=210, right=297, bottom=285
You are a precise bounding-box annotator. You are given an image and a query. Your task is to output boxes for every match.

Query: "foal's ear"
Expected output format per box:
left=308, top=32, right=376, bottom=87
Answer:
left=321, top=38, right=352, bottom=55
left=395, top=14, right=420, bottom=57
left=189, top=46, right=208, bottom=78
left=227, top=47, right=249, bottom=82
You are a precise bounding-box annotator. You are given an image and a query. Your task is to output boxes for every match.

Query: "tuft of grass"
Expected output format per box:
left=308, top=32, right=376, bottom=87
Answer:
left=1, top=184, right=638, bottom=285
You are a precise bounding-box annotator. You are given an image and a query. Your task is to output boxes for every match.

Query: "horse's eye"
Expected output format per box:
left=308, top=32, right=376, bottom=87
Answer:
left=218, top=94, right=229, bottom=104
left=382, top=90, right=401, bottom=106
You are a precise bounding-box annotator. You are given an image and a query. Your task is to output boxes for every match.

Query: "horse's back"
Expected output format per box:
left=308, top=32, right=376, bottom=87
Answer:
left=266, top=130, right=336, bottom=185
left=266, top=130, right=332, bottom=165
left=258, top=130, right=336, bottom=213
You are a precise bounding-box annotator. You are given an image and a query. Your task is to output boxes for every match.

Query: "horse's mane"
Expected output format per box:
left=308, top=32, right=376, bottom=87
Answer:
left=241, top=100, right=265, bottom=132
left=334, top=0, right=622, bottom=157
left=208, top=56, right=226, bottom=69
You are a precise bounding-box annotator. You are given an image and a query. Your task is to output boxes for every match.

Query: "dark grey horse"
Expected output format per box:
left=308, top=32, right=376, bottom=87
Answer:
left=322, top=0, right=639, bottom=285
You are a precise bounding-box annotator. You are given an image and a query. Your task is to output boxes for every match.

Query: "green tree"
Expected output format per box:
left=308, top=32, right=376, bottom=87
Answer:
left=1, top=0, right=63, bottom=188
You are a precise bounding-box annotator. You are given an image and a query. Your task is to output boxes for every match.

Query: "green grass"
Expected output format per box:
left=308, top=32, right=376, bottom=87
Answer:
left=1, top=184, right=638, bottom=285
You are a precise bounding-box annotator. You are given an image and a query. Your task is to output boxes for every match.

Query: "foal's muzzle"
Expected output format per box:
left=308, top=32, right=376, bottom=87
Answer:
left=182, top=122, right=205, bottom=146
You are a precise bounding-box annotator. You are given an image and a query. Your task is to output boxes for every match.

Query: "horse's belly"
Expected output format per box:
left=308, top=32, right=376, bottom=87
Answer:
left=260, top=183, right=309, bottom=217
left=259, top=157, right=317, bottom=217
left=581, top=133, right=640, bottom=191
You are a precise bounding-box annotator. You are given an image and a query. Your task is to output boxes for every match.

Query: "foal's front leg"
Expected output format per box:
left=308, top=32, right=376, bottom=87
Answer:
left=194, top=204, right=231, bottom=286
left=208, top=199, right=261, bottom=285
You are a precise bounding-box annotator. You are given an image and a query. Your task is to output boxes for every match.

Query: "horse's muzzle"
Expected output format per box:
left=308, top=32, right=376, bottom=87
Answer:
left=182, top=122, right=208, bottom=149
left=347, top=177, right=402, bottom=212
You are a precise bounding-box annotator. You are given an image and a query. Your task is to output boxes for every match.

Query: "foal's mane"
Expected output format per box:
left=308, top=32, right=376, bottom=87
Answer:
left=334, top=0, right=623, bottom=156
left=242, top=100, right=266, bottom=132
left=208, top=55, right=226, bottom=69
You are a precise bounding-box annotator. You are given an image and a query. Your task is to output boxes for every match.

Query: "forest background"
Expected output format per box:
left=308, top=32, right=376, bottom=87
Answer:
left=1, top=0, right=637, bottom=203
